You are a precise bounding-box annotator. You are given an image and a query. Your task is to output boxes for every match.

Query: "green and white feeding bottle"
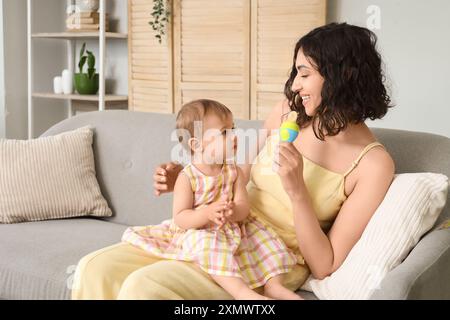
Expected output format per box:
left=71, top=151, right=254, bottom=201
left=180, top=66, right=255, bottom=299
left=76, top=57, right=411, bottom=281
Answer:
left=279, top=111, right=299, bottom=143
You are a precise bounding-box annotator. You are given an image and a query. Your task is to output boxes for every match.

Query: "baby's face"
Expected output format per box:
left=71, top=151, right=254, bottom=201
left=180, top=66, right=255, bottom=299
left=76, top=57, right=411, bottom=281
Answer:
left=197, top=113, right=236, bottom=164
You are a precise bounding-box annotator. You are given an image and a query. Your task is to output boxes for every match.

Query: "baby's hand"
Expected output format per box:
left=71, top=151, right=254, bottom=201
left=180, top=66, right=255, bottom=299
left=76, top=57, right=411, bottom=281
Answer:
left=224, top=201, right=235, bottom=220
left=205, top=200, right=229, bottom=228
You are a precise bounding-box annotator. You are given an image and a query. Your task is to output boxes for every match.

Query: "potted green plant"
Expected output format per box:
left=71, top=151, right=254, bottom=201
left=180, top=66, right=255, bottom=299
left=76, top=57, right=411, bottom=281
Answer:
left=74, top=42, right=99, bottom=95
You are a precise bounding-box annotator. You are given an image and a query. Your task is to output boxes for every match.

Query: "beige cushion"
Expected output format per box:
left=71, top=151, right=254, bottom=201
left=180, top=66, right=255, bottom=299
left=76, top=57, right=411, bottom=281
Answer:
left=301, top=172, right=448, bottom=299
left=0, top=126, right=112, bottom=223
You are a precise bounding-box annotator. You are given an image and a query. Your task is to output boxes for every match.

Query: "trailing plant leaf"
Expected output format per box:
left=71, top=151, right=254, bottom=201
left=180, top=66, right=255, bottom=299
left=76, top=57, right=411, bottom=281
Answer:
left=148, top=0, right=170, bottom=44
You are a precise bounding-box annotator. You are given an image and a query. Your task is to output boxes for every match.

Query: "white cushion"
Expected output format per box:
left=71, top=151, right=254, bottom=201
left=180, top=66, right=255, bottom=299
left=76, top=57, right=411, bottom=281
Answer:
left=303, top=173, right=448, bottom=299
left=0, top=126, right=112, bottom=223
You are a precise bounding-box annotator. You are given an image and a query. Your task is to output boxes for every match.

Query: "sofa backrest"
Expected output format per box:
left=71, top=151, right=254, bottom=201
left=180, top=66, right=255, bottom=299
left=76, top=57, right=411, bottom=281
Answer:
left=370, top=127, right=450, bottom=227
left=41, top=110, right=450, bottom=227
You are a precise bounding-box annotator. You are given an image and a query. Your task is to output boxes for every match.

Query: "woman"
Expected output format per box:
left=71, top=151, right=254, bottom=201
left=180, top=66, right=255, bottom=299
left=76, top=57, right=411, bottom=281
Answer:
left=72, top=23, right=395, bottom=299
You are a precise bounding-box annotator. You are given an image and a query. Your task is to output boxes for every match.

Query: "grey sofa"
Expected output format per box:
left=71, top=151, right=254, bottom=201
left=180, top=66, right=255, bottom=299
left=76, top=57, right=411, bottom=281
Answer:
left=1, top=110, right=449, bottom=300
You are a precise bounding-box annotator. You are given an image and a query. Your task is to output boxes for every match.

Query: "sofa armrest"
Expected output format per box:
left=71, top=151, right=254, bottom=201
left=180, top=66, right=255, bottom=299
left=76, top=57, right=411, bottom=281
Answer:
left=369, top=228, right=450, bottom=299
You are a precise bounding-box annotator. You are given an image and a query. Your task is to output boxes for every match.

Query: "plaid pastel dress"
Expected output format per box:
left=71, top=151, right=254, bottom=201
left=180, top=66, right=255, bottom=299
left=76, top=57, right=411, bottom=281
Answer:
left=121, top=163, right=298, bottom=289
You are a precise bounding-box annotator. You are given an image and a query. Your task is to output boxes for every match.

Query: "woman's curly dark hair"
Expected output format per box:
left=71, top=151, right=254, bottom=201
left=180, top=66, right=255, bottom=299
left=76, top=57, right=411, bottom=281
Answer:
left=284, top=22, right=393, bottom=140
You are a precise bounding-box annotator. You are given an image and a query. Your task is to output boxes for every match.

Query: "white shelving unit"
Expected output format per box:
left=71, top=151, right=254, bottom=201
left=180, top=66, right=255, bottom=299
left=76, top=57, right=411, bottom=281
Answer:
left=27, top=0, right=128, bottom=139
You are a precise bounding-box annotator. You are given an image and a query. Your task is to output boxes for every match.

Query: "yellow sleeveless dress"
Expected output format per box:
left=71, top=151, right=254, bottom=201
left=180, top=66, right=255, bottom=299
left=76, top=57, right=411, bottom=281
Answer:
left=247, top=133, right=385, bottom=289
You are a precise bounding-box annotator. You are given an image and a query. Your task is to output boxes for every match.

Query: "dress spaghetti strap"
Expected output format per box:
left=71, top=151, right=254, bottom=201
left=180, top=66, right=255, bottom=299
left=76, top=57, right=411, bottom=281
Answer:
left=343, top=142, right=385, bottom=178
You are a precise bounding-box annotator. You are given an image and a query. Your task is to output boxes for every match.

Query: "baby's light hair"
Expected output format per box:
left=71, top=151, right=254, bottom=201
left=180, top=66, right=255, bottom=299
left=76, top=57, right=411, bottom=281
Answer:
left=175, top=99, right=232, bottom=153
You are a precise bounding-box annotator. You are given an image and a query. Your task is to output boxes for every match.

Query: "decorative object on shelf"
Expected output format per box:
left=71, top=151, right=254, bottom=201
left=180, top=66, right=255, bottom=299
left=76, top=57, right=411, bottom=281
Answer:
left=76, top=0, right=99, bottom=12
left=62, top=69, right=73, bottom=94
left=53, top=76, right=63, bottom=94
left=66, top=11, right=109, bottom=32
left=149, top=0, right=170, bottom=43
left=74, top=43, right=99, bottom=95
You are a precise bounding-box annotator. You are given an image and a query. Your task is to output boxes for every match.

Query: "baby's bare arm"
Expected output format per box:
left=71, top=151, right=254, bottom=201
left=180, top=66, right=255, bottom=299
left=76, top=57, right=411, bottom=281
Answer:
left=172, top=173, right=209, bottom=229
left=172, top=173, right=229, bottom=229
left=228, top=167, right=250, bottom=223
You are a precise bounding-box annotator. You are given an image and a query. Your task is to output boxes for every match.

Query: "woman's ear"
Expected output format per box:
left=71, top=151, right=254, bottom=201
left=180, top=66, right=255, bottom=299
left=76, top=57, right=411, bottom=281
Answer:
left=188, top=137, right=202, bottom=153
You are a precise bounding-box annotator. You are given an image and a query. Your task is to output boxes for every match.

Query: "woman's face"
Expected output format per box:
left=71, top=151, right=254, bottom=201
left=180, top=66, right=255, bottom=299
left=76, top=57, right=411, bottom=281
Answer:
left=291, top=50, right=325, bottom=116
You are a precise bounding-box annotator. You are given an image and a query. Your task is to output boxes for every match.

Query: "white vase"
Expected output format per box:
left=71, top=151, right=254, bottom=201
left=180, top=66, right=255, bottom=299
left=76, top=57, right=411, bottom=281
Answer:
left=53, top=76, right=63, bottom=94
left=76, top=0, right=99, bottom=12
left=62, top=69, right=73, bottom=94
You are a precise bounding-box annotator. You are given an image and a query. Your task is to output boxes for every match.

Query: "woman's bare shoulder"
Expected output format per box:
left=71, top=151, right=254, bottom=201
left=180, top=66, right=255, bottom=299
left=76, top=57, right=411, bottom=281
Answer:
left=357, top=144, right=395, bottom=181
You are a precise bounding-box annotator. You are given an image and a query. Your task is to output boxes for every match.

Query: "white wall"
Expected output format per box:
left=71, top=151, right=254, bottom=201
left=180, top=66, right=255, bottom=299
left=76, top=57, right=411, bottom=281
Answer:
left=29, top=0, right=68, bottom=138
left=328, top=0, right=450, bottom=138
left=2, top=0, right=29, bottom=139
left=1, top=0, right=67, bottom=139
left=0, top=0, right=5, bottom=138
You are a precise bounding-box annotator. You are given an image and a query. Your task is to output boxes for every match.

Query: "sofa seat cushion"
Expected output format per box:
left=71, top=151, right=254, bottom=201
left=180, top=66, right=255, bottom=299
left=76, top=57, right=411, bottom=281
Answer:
left=0, top=218, right=319, bottom=300
left=0, top=218, right=127, bottom=300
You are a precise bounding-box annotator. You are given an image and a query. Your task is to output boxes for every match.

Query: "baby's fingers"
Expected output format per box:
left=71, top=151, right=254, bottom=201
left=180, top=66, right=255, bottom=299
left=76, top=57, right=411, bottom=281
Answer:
left=214, top=210, right=224, bottom=219
left=214, top=217, right=223, bottom=226
left=217, top=217, right=227, bottom=229
left=216, top=200, right=228, bottom=206
left=213, top=202, right=228, bottom=212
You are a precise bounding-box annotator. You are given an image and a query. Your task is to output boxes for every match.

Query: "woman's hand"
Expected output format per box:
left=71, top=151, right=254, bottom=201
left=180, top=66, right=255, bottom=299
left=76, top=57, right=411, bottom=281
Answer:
left=153, top=162, right=183, bottom=196
left=273, top=142, right=306, bottom=199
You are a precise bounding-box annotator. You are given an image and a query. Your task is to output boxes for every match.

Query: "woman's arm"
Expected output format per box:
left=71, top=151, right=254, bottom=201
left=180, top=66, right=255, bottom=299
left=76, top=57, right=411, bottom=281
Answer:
left=320, top=151, right=395, bottom=276
left=277, top=143, right=395, bottom=279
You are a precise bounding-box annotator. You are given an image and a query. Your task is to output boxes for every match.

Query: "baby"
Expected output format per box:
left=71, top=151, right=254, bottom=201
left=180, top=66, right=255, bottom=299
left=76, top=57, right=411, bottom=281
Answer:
left=122, top=99, right=301, bottom=300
